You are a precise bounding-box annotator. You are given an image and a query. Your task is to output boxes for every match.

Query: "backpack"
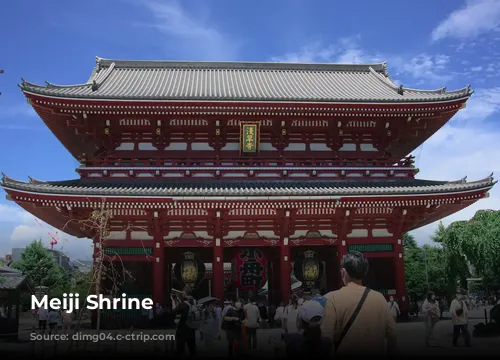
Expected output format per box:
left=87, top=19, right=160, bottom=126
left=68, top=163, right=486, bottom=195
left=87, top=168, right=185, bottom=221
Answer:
left=185, top=300, right=204, bottom=329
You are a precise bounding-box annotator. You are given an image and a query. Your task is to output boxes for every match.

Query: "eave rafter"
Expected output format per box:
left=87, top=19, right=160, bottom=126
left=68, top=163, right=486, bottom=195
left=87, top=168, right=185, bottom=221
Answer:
left=1, top=172, right=495, bottom=239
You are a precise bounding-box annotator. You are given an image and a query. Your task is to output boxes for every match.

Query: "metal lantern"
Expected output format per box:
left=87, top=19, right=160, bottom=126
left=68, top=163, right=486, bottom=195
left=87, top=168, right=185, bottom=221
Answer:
left=302, top=250, right=320, bottom=287
left=231, top=248, right=268, bottom=290
left=293, top=250, right=324, bottom=290
left=174, top=251, right=206, bottom=290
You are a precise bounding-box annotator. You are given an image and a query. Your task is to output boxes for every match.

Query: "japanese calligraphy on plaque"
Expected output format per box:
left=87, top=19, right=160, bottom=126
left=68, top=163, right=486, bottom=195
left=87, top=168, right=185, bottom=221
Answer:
left=239, top=121, right=260, bottom=154
left=231, top=248, right=267, bottom=290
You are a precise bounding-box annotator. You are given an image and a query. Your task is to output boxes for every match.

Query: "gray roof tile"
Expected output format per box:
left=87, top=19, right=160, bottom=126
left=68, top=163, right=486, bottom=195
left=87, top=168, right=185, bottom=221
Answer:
left=0, top=273, right=26, bottom=290
left=1, top=176, right=495, bottom=197
left=20, top=58, right=471, bottom=103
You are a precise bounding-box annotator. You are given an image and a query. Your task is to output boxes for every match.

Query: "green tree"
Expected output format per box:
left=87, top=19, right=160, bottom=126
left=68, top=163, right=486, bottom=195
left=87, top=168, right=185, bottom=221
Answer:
left=403, top=233, right=427, bottom=302
left=438, top=210, right=500, bottom=293
left=403, top=233, right=451, bottom=302
left=12, top=240, right=67, bottom=288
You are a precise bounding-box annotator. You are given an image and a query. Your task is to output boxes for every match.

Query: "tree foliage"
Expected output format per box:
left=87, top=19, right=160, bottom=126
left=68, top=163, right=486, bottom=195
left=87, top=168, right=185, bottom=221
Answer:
left=436, top=210, right=500, bottom=293
left=404, top=233, right=452, bottom=302
left=12, top=240, right=66, bottom=288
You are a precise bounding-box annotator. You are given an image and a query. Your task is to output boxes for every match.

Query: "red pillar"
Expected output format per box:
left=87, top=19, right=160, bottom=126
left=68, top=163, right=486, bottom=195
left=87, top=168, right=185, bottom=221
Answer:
left=394, top=236, right=407, bottom=310
left=279, top=211, right=291, bottom=302
left=394, top=209, right=408, bottom=311
left=337, top=240, right=347, bottom=288
left=153, top=233, right=165, bottom=305
left=279, top=239, right=291, bottom=302
left=212, top=211, right=225, bottom=301
left=152, top=213, right=165, bottom=305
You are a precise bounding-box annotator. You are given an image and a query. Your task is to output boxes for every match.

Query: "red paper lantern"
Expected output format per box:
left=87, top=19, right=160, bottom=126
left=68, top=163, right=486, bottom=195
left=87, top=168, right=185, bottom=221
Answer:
left=231, top=248, right=267, bottom=290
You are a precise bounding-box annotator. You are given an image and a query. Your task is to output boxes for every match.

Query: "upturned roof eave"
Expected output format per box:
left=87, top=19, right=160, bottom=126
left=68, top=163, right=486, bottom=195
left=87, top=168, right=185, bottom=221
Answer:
left=18, top=57, right=472, bottom=104
left=1, top=174, right=495, bottom=198
left=19, top=86, right=472, bottom=105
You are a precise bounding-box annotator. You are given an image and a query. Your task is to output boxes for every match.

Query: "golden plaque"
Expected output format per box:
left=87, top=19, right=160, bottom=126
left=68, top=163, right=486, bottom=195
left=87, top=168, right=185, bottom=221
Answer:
left=240, top=121, right=260, bottom=154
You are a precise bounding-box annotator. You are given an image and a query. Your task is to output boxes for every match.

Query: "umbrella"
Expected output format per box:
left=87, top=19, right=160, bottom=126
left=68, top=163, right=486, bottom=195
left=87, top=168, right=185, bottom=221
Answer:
left=198, top=296, right=219, bottom=304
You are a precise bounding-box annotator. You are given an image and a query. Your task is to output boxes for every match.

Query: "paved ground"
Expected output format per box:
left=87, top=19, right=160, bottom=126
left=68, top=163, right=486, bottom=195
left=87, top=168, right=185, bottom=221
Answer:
left=2, top=308, right=498, bottom=357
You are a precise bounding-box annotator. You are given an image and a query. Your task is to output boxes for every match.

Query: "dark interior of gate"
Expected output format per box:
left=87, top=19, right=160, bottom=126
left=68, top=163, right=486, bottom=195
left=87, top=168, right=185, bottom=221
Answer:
left=93, top=246, right=396, bottom=328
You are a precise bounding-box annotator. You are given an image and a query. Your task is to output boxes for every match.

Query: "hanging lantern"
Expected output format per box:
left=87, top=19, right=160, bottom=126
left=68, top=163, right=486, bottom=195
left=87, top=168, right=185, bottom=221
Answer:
left=173, top=251, right=206, bottom=290
left=293, top=250, right=323, bottom=289
left=231, top=248, right=267, bottom=290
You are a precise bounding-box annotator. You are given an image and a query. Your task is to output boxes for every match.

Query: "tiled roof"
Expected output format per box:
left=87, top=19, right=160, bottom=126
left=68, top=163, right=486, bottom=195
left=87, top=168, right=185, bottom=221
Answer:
left=19, top=57, right=471, bottom=103
left=0, top=273, right=27, bottom=290
left=1, top=175, right=495, bottom=197
left=0, top=266, right=20, bottom=273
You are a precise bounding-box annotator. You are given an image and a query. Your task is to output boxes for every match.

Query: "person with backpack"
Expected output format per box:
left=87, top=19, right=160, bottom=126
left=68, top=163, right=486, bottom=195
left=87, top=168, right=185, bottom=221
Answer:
left=387, top=295, right=401, bottom=322
left=222, top=298, right=246, bottom=357
left=320, top=251, right=398, bottom=356
left=172, top=289, right=202, bottom=356
left=201, top=301, right=219, bottom=354
left=450, top=290, right=471, bottom=347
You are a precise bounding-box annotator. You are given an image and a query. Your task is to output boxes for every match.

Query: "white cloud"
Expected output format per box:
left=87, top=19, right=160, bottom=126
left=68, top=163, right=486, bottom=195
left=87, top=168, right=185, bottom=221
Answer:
left=432, top=0, right=500, bottom=41
left=471, top=66, right=483, bottom=71
left=409, top=90, right=500, bottom=244
left=0, top=203, right=92, bottom=261
left=0, top=203, right=32, bottom=223
left=452, top=87, right=500, bottom=122
left=271, top=36, right=382, bottom=64
left=271, top=37, right=453, bottom=85
left=138, top=0, right=239, bottom=60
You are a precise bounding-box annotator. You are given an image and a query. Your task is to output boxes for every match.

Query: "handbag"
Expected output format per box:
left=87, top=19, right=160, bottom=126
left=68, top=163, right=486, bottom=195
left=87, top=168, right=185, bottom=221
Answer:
left=334, top=287, right=370, bottom=352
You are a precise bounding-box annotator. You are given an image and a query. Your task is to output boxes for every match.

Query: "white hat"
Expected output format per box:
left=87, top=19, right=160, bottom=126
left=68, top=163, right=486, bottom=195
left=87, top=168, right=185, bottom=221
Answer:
left=298, top=300, right=325, bottom=326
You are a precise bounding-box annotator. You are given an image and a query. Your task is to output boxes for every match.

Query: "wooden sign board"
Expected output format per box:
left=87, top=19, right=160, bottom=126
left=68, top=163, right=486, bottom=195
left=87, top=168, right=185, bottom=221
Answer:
left=240, top=121, right=260, bottom=154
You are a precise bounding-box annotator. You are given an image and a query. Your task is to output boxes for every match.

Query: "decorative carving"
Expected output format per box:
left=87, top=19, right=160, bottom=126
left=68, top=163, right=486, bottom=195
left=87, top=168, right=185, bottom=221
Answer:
left=180, top=232, right=197, bottom=239
left=264, top=239, right=279, bottom=246
left=291, top=239, right=307, bottom=246
left=224, top=240, right=240, bottom=247
left=196, top=239, right=212, bottom=247
left=243, top=231, right=259, bottom=239
left=164, top=240, right=180, bottom=247
left=306, top=230, right=321, bottom=238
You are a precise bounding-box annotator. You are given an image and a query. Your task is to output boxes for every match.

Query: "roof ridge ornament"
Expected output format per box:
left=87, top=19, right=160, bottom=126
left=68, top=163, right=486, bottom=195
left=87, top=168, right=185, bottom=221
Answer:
left=397, top=85, right=404, bottom=95
left=96, top=56, right=103, bottom=71
left=381, top=61, right=388, bottom=76
left=28, top=176, right=46, bottom=185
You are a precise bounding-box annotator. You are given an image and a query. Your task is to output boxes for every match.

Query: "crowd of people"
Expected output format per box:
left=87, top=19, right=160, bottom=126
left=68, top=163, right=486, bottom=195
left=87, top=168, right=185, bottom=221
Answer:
left=33, top=306, right=73, bottom=334
left=168, top=250, right=490, bottom=357
left=169, top=251, right=401, bottom=357
left=28, top=250, right=490, bottom=356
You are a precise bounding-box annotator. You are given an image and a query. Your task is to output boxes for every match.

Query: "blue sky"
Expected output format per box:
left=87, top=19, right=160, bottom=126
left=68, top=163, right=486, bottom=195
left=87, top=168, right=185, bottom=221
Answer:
left=1, top=0, right=500, bottom=261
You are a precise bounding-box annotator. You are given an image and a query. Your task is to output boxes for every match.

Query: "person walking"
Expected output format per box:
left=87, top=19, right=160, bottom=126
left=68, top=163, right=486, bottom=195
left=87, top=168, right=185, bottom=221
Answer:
left=274, top=302, right=285, bottom=329
left=37, top=306, right=48, bottom=333
left=321, top=251, right=398, bottom=356
left=243, top=299, right=260, bottom=351
left=62, top=310, right=73, bottom=333
left=450, top=290, right=471, bottom=347
left=283, top=296, right=300, bottom=333
left=48, top=308, right=60, bottom=335
left=282, top=300, right=333, bottom=357
left=387, top=295, right=400, bottom=323
left=222, top=299, right=246, bottom=357
left=422, top=292, right=440, bottom=347
left=201, top=301, right=219, bottom=354
left=172, top=290, right=198, bottom=356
